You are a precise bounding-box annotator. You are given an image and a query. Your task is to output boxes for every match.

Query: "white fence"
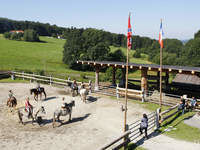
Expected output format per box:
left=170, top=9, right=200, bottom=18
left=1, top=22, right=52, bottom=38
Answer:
left=11, top=71, right=89, bottom=87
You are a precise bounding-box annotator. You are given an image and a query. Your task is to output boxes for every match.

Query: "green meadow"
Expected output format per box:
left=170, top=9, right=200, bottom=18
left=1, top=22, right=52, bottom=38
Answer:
left=0, top=34, right=152, bottom=80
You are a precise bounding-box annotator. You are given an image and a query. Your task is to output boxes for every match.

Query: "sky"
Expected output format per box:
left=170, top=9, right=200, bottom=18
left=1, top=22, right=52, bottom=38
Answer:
left=0, top=0, right=200, bottom=40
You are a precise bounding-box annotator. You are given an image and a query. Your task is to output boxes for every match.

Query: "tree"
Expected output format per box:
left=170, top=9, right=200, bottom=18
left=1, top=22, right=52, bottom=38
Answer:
left=23, top=29, right=40, bottom=42
left=87, top=42, right=110, bottom=61
left=63, top=29, right=85, bottom=68
left=3, top=32, right=11, bottom=39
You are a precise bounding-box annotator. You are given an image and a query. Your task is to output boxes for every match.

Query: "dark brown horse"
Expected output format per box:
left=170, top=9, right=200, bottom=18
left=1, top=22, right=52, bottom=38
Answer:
left=30, top=87, right=46, bottom=101
left=7, top=97, right=17, bottom=107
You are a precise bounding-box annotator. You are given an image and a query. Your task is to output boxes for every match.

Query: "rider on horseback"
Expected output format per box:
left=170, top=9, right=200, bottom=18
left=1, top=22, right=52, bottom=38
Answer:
left=36, top=82, right=41, bottom=92
left=61, top=97, right=70, bottom=112
left=71, top=80, right=78, bottom=95
left=8, top=90, right=14, bottom=99
left=25, top=97, right=33, bottom=118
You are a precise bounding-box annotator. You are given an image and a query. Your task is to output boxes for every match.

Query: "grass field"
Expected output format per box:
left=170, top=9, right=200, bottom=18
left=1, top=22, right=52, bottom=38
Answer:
left=0, top=34, right=96, bottom=79
left=0, top=34, right=154, bottom=81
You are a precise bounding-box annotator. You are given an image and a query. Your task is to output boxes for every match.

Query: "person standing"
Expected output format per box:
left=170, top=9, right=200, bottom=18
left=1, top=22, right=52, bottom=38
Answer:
left=25, top=97, right=33, bottom=118
left=139, top=113, right=148, bottom=139
left=180, top=96, right=185, bottom=115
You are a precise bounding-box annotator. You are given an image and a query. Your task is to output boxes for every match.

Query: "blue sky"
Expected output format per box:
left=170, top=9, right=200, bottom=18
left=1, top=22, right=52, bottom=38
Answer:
left=0, top=0, right=200, bottom=40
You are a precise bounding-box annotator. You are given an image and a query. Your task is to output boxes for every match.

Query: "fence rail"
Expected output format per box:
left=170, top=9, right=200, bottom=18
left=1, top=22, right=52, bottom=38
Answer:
left=11, top=71, right=89, bottom=87
left=99, top=111, right=157, bottom=150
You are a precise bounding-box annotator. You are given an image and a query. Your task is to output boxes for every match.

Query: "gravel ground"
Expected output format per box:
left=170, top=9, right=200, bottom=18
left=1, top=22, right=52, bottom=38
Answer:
left=0, top=83, right=200, bottom=150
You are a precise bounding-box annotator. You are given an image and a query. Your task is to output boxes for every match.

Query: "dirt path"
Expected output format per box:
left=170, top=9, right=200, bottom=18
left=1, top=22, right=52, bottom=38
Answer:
left=0, top=83, right=200, bottom=150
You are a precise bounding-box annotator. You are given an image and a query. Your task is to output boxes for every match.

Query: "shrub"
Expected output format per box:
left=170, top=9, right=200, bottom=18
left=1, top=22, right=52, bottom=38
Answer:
left=24, top=29, right=40, bottom=42
left=133, top=50, right=141, bottom=58
left=3, top=32, right=11, bottom=39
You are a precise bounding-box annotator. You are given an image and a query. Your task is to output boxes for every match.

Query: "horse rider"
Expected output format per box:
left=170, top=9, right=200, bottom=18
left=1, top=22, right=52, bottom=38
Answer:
left=71, top=80, right=78, bottom=93
left=8, top=90, right=14, bottom=99
left=191, top=97, right=197, bottom=109
left=61, top=97, right=69, bottom=112
left=36, top=82, right=41, bottom=92
left=25, top=97, right=33, bottom=118
left=80, top=82, right=84, bottom=89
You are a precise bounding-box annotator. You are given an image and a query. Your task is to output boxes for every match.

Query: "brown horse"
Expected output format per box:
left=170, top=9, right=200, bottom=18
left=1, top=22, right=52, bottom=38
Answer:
left=7, top=97, right=17, bottom=107
left=30, top=87, right=47, bottom=101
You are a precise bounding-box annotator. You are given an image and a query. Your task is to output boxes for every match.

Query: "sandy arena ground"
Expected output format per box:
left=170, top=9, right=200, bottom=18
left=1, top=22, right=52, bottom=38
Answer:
left=0, top=83, right=200, bottom=150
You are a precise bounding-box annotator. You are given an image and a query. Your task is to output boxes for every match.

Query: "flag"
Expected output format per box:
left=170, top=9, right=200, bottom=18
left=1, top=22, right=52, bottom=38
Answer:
left=127, top=14, right=132, bottom=50
left=159, top=20, right=164, bottom=48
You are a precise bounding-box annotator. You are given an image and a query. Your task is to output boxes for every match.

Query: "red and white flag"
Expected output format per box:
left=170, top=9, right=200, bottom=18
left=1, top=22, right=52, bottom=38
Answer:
left=159, top=20, right=164, bottom=48
left=127, top=14, right=132, bottom=50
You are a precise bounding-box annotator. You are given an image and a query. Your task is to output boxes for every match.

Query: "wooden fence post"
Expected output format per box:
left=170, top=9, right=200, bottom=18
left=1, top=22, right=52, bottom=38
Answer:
left=50, top=75, right=52, bottom=86
left=22, top=71, right=24, bottom=80
left=124, top=124, right=129, bottom=150
left=11, top=72, right=15, bottom=80
left=142, top=88, right=145, bottom=103
left=116, top=84, right=119, bottom=99
left=155, top=108, right=161, bottom=130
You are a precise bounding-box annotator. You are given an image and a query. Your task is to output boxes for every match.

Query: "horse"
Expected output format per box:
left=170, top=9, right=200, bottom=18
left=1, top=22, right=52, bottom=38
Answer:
left=30, top=87, right=47, bottom=101
left=52, top=101, right=75, bottom=128
left=80, top=88, right=88, bottom=103
left=71, top=86, right=78, bottom=97
left=18, top=106, right=46, bottom=125
left=7, top=97, right=17, bottom=107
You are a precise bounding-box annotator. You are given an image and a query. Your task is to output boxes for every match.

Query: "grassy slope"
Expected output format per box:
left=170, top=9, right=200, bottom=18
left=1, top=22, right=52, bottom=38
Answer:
left=0, top=35, right=94, bottom=78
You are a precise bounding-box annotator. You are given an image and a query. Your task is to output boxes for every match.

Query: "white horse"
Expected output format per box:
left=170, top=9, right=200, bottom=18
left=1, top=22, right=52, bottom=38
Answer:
left=52, top=101, right=75, bottom=128
left=79, top=87, right=88, bottom=103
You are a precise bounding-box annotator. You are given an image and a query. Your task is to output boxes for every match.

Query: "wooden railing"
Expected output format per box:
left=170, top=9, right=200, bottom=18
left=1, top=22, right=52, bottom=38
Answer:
left=11, top=71, right=89, bottom=87
left=99, top=111, right=157, bottom=150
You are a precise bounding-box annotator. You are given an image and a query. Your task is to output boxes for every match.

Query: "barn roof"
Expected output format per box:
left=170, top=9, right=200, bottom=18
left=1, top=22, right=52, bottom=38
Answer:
left=77, top=60, right=200, bottom=75
left=172, top=74, right=200, bottom=85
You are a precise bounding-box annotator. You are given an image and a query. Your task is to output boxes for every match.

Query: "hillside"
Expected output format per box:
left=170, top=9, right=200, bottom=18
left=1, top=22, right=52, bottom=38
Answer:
left=0, top=35, right=153, bottom=80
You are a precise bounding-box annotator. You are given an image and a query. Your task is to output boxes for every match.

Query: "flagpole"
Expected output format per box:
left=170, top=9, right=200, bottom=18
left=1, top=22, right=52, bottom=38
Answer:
left=124, top=43, right=129, bottom=133
left=123, top=14, right=131, bottom=150
left=159, top=19, right=163, bottom=111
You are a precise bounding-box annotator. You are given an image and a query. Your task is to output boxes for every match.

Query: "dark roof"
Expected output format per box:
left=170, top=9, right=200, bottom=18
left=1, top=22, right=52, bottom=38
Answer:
left=173, top=74, right=200, bottom=85
left=77, top=60, right=200, bottom=74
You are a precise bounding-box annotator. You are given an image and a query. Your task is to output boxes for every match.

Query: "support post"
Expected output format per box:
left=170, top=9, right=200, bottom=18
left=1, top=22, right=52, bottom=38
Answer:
left=112, top=67, right=116, bottom=86
left=165, top=72, right=169, bottom=91
left=155, top=108, right=161, bottom=130
left=141, top=69, right=148, bottom=102
left=22, top=71, right=24, bottom=80
left=11, top=72, right=15, bottom=80
left=50, top=75, right=52, bottom=86
left=116, top=83, right=119, bottom=99
left=95, top=66, right=100, bottom=91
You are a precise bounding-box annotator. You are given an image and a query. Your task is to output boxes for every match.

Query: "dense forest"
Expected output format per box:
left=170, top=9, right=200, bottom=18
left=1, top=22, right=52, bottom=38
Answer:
left=1, top=17, right=200, bottom=68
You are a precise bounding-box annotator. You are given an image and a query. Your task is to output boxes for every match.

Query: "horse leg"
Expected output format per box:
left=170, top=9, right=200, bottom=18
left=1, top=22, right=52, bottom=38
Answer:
left=69, top=113, right=71, bottom=122
left=17, top=111, right=24, bottom=125
left=53, top=113, right=56, bottom=128
left=43, top=91, right=47, bottom=99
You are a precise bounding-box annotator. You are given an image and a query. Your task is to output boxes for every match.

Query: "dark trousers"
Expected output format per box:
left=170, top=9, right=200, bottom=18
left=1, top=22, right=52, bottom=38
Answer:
left=139, top=126, right=148, bottom=138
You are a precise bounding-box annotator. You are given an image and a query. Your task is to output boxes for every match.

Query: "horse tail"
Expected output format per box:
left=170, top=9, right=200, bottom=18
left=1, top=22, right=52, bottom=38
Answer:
left=30, top=89, right=32, bottom=95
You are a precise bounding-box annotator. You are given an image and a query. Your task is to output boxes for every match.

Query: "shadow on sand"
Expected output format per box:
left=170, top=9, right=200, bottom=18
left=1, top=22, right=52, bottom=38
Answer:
left=43, top=96, right=57, bottom=102
left=57, top=113, right=91, bottom=127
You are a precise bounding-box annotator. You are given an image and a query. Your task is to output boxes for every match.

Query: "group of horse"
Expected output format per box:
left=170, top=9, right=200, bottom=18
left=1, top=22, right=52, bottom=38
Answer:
left=7, top=85, right=89, bottom=128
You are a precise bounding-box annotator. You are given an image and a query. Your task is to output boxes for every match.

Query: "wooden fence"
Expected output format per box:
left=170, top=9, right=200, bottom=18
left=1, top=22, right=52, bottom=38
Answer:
left=99, top=111, right=158, bottom=150
left=11, top=71, right=89, bottom=87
